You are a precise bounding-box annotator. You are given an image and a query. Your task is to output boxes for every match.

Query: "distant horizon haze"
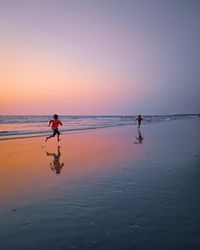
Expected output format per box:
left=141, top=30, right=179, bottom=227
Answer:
left=0, top=113, right=199, bottom=117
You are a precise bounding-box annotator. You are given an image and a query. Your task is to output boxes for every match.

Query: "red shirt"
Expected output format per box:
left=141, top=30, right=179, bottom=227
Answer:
left=50, top=119, right=63, bottom=130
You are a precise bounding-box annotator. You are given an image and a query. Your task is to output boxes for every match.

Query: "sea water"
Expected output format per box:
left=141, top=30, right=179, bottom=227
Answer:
left=0, top=114, right=198, bottom=140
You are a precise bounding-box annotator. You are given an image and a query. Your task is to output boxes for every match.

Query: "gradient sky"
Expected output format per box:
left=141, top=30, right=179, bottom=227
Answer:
left=0, top=0, right=200, bottom=115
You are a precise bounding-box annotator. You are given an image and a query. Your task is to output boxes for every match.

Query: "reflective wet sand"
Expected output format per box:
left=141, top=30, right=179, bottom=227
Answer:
left=0, top=120, right=200, bottom=249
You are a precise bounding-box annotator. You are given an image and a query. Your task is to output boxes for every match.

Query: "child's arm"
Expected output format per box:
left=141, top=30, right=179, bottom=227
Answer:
left=48, top=120, right=52, bottom=127
left=59, top=120, right=63, bottom=126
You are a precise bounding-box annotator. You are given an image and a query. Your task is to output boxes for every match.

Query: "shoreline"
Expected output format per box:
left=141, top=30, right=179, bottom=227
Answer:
left=0, top=114, right=199, bottom=141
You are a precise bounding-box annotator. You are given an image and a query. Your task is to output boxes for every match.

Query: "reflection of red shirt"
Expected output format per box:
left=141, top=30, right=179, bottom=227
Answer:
left=50, top=119, right=62, bottom=130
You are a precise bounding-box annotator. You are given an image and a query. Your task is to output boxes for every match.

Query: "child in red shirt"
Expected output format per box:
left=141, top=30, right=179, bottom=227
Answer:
left=46, top=114, right=63, bottom=142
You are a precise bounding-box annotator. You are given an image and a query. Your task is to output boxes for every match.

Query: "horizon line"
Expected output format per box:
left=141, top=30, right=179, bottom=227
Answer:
left=0, top=113, right=199, bottom=117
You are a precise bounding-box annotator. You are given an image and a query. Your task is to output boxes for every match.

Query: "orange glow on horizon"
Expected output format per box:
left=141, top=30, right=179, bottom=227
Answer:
left=0, top=39, right=146, bottom=115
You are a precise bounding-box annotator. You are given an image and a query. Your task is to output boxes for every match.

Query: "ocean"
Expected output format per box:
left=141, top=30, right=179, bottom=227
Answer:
left=0, top=114, right=198, bottom=140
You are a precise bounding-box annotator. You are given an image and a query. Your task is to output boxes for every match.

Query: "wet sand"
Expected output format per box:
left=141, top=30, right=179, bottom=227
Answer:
left=0, top=119, right=200, bottom=250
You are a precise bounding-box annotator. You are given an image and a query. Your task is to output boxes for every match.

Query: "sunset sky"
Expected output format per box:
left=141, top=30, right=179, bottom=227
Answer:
left=0, top=0, right=199, bottom=115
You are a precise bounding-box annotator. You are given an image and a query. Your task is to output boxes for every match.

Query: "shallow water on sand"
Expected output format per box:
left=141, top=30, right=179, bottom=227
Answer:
left=0, top=120, right=200, bottom=250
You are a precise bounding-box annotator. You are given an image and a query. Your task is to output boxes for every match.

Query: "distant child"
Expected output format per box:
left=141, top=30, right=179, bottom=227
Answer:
left=135, top=115, right=143, bottom=128
left=46, top=114, right=63, bottom=142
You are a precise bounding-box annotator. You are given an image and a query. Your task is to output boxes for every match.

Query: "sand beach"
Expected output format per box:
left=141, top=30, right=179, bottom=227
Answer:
left=0, top=119, right=200, bottom=250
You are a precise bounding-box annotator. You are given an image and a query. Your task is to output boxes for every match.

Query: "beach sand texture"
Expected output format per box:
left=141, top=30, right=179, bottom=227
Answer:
left=0, top=119, right=200, bottom=250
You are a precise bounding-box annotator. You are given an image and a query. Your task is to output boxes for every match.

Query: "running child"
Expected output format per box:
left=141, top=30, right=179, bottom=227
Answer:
left=46, top=114, right=63, bottom=142
left=135, top=115, right=143, bottom=128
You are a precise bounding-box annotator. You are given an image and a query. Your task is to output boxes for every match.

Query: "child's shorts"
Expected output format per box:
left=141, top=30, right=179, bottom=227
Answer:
left=52, top=129, right=60, bottom=136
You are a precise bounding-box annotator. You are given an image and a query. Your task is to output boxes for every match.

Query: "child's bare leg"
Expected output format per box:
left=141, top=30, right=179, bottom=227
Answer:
left=46, top=135, right=54, bottom=141
left=57, top=134, right=61, bottom=142
left=56, top=131, right=61, bottom=142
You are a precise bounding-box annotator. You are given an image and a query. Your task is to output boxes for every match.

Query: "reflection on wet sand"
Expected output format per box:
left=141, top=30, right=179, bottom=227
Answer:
left=135, top=128, right=144, bottom=144
left=0, top=127, right=142, bottom=202
left=46, top=146, right=64, bottom=175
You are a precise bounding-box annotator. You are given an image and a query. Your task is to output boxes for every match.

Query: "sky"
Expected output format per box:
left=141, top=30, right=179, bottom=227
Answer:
left=0, top=0, right=200, bottom=115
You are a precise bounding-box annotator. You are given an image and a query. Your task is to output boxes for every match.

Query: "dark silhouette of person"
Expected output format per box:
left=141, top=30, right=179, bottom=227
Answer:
left=135, top=115, right=143, bottom=128
left=46, top=146, right=64, bottom=175
left=135, top=128, right=144, bottom=144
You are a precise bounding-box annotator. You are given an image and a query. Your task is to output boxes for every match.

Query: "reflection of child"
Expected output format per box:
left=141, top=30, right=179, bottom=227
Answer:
left=135, top=115, right=143, bottom=128
left=134, top=128, right=144, bottom=144
left=136, top=128, right=144, bottom=143
left=46, top=114, right=63, bottom=142
left=46, top=146, right=64, bottom=175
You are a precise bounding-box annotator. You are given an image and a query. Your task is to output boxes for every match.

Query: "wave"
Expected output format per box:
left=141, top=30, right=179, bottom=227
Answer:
left=0, top=124, right=123, bottom=141
left=0, top=114, right=199, bottom=140
left=0, top=115, right=51, bottom=124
